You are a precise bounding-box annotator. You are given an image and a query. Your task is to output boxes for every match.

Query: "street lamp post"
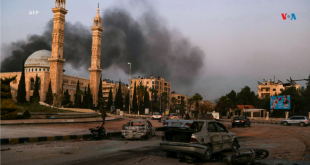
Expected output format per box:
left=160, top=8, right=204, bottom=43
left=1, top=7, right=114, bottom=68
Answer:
left=128, top=62, right=131, bottom=114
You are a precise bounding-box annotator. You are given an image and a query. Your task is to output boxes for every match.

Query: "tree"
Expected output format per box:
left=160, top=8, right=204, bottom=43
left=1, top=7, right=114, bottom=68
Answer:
left=114, top=80, right=124, bottom=110
left=136, top=83, right=146, bottom=115
left=97, top=97, right=106, bottom=127
left=236, top=86, right=257, bottom=105
left=32, top=74, right=40, bottom=103
left=227, top=90, right=237, bottom=105
left=144, top=87, right=150, bottom=112
left=132, top=82, right=138, bottom=113
left=1, top=76, right=18, bottom=119
left=106, top=87, right=113, bottom=111
left=149, top=87, right=157, bottom=114
left=180, top=96, right=186, bottom=115
left=191, top=93, right=203, bottom=118
left=187, top=97, right=194, bottom=111
left=45, top=80, right=53, bottom=105
left=170, top=97, right=177, bottom=113
left=161, top=92, right=169, bottom=112
left=62, top=89, right=71, bottom=107
left=125, top=92, right=129, bottom=111
left=87, top=84, right=93, bottom=109
left=97, top=75, right=103, bottom=109
left=82, top=87, right=88, bottom=108
left=74, top=80, right=82, bottom=108
left=153, top=92, right=158, bottom=112
left=17, top=60, right=27, bottom=103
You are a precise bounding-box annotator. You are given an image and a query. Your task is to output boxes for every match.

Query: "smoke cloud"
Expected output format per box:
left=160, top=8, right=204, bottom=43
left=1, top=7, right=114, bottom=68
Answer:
left=1, top=6, right=205, bottom=86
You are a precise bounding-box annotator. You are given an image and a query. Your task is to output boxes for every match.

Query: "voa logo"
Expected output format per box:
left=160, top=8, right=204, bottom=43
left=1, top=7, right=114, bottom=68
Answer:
left=281, top=13, right=296, bottom=20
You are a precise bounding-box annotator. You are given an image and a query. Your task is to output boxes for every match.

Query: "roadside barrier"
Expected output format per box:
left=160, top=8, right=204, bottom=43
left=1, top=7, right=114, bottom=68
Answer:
left=1, top=132, right=121, bottom=145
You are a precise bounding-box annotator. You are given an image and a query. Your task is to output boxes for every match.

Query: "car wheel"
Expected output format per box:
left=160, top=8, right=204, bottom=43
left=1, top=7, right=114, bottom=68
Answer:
left=166, top=151, right=177, bottom=158
left=283, top=122, right=288, bottom=126
left=300, top=122, right=305, bottom=127
left=232, top=140, right=239, bottom=152
left=202, top=144, right=212, bottom=160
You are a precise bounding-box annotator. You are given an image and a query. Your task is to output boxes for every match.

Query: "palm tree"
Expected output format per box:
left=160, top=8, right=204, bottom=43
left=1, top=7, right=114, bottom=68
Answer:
left=187, top=98, right=194, bottom=111
left=149, top=87, right=157, bottom=114
left=136, top=83, right=146, bottom=115
left=191, top=93, right=203, bottom=119
left=161, top=92, right=169, bottom=112
left=170, top=97, right=177, bottom=113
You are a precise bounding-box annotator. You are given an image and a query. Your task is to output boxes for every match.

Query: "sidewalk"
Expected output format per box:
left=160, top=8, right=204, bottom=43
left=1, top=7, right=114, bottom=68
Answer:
left=0, top=115, right=124, bottom=125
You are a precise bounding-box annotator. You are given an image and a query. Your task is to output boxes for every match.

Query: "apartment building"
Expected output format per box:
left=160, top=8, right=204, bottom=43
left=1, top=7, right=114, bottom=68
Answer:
left=257, top=78, right=300, bottom=98
left=101, top=79, right=129, bottom=104
left=129, top=75, right=171, bottom=108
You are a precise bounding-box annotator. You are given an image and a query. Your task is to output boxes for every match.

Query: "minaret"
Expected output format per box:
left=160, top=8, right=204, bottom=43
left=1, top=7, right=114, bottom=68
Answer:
left=48, top=0, right=67, bottom=95
left=89, top=4, right=103, bottom=106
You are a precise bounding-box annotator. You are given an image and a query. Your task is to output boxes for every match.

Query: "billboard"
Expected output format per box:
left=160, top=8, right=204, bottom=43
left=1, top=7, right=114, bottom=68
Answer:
left=270, top=95, right=290, bottom=110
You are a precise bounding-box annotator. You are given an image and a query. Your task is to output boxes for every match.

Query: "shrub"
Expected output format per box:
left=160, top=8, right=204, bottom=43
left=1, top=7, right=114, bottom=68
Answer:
left=1, top=76, right=18, bottom=120
left=23, top=110, right=31, bottom=119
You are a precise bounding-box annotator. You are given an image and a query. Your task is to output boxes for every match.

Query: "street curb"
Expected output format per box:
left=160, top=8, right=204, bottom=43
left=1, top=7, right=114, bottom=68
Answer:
left=123, top=114, right=151, bottom=119
left=218, top=119, right=282, bottom=125
left=0, top=132, right=122, bottom=145
left=0, top=117, right=124, bottom=125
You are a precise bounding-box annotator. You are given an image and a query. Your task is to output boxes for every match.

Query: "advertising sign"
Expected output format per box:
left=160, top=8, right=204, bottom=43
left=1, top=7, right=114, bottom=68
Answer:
left=270, top=95, right=290, bottom=110
left=145, top=108, right=149, bottom=115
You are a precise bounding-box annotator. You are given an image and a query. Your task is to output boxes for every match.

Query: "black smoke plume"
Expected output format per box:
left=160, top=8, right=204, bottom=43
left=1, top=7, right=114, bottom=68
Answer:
left=1, top=7, right=205, bottom=86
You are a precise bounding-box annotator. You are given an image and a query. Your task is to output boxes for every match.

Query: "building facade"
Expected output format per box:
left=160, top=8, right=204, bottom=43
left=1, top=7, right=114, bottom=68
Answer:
left=129, top=75, right=171, bottom=109
left=102, top=79, right=129, bottom=106
left=0, top=2, right=107, bottom=106
left=257, top=79, right=300, bottom=98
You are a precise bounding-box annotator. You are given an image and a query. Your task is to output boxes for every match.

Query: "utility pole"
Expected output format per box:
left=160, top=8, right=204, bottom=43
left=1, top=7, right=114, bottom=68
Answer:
left=128, top=62, right=131, bottom=114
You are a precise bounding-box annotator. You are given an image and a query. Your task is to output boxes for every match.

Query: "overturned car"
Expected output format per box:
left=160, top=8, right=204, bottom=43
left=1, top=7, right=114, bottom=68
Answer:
left=160, top=120, right=239, bottom=160
left=122, top=120, right=156, bottom=140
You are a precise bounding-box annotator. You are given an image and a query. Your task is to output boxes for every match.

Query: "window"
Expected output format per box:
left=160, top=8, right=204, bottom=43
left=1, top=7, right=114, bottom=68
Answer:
left=215, top=123, right=227, bottom=132
left=63, top=79, right=68, bottom=83
left=164, top=87, right=167, bottom=91
left=43, top=69, right=45, bottom=71
left=273, top=88, right=276, bottom=91
left=147, top=82, right=149, bottom=84
left=30, top=78, right=35, bottom=90
left=164, top=83, right=167, bottom=86
left=155, top=86, right=159, bottom=89
left=152, top=81, right=154, bottom=84
left=155, top=81, right=159, bottom=85
left=178, top=96, right=180, bottom=99
left=35, top=69, right=37, bottom=71
left=207, top=122, right=217, bottom=132
left=32, top=69, right=34, bottom=72
left=190, top=122, right=204, bottom=132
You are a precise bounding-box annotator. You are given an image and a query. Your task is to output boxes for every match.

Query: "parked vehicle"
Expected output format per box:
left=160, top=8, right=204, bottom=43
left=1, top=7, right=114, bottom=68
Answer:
left=121, top=120, right=156, bottom=140
left=151, top=112, right=162, bottom=120
left=160, top=120, right=240, bottom=160
left=168, top=113, right=180, bottom=120
left=232, top=116, right=251, bottom=127
left=281, top=116, right=309, bottom=127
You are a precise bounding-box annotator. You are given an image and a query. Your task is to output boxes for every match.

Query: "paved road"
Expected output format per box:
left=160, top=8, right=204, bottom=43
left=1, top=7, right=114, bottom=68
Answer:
left=2, top=122, right=310, bottom=165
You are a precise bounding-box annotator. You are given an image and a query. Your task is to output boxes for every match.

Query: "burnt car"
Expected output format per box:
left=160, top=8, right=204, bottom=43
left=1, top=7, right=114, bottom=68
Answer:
left=160, top=120, right=239, bottom=160
left=232, top=116, right=251, bottom=127
left=122, top=120, right=156, bottom=140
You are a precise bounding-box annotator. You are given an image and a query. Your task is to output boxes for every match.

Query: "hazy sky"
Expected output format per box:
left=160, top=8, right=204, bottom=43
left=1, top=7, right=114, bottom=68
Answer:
left=1, top=0, right=310, bottom=101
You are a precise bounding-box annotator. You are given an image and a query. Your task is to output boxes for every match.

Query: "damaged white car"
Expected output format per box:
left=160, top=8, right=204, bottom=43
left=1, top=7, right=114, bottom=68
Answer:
left=160, top=120, right=239, bottom=160
left=122, top=120, right=156, bottom=140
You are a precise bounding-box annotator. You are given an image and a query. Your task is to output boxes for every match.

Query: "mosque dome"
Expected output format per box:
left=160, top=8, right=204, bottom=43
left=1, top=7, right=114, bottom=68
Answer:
left=24, top=50, right=51, bottom=68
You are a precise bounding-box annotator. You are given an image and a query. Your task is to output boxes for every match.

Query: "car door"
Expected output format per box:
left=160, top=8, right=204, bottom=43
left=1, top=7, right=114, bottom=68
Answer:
left=207, top=122, right=223, bottom=152
left=215, top=122, right=232, bottom=150
left=288, top=117, right=297, bottom=124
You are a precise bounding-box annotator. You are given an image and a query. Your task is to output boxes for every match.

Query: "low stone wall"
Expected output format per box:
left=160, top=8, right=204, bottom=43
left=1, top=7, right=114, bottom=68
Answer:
left=17, top=112, right=99, bottom=119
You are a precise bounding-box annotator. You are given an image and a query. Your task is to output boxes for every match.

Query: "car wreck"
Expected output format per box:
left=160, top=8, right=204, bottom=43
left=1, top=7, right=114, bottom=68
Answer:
left=121, top=120, right=155, bottom=140
left=160, top=120, right=240, bottom=160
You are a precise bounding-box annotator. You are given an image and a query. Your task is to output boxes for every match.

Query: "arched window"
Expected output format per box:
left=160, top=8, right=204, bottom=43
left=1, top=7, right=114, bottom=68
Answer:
left=37, top=77, right=41, bottom=90
left=30, top=78, right=35, bottom=90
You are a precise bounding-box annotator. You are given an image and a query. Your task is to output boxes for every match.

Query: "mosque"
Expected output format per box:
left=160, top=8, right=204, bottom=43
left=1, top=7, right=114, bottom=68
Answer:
left=0, top=0, right=127, bottom=106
